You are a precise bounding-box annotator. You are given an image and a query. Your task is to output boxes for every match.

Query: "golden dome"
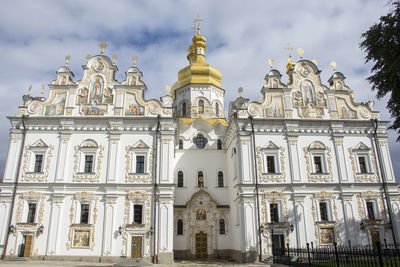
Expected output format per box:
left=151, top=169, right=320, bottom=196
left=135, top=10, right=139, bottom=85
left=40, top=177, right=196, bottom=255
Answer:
left=173, top=32, right=223, bottom=98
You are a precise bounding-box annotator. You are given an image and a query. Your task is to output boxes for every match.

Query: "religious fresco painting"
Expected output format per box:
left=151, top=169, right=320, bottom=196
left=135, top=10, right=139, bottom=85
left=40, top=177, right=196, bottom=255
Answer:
left=320, top=228, right=334, bottom=245
left=81, top=103, right=107, bottom=115
left=301, top=79, right=316, bottom=106
left=337, top=98, right=357, bottom=119
left=72, top=230, right=90, bottom=248
left=264, top=95, right=284, bottom=118
left=196, top=209, right=206, bottom=220
left=125, top=93, right=144, bottom=116
left=44, top=92, right=66, bottom=116
left=90, top=76, right=104, bottom=101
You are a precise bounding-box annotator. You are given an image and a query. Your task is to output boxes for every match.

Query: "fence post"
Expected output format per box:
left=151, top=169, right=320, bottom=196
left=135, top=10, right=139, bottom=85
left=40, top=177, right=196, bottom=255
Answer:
left=287, top=243, right=291, bottom=267
left=306, top=243, right=311, bottom=267
left=376, top=242, right=384, bottom=267
left=334, top=242, right=340, bottom=267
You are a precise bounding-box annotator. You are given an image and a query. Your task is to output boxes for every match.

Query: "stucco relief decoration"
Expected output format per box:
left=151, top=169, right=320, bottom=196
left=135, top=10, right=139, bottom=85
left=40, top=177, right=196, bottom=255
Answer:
left=348, top=143, right=378, bottom=182
left=21, top=141, right=55, bottom=182
left=73, top=141, right=104, bottom=182
left=256, top=144, right=286, bottom=182
left=14, top=191, right=45, bottom=238
left=293, top=79, right=326, bottom=118
left=260, top=190, right=289, bottom=223
left=248, top=94, right=284, bottom=118
left=125, top=145, right=153, bottom=183
left=303, top=142, right=333, bottom=182
left=67, top=192, right=98, bottom=250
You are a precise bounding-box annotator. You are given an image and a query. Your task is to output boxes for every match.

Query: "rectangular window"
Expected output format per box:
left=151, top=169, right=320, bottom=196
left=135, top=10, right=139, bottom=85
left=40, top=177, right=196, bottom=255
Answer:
left=134, top=205, right=143, bottom=224
left=84, top=155, right=93, bottom=173
left=270, top=203, right=279, bottom=223
left=367, top=201, right=375, bottom=220
left=27, top=203, right=36, bottom=223
left=34, top=154, right=43, bottom=173
left=136, top=156, right=145, bottom=173
left=358, top=156, right=367, bottom=174
left=266, top=156, right=276, bottom=173
left=314, top=156, right=323, bottom=173
left=80, top=204, right=89, bottom=224
left=319, top=202, right=328, bottom=221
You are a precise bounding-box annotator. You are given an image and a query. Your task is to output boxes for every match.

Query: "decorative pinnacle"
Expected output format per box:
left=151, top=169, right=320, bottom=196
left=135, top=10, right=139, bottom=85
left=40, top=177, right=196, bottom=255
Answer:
left=297, top=48, right=304, bottom=59
left=268, top=58, right=274, bottom=69
left=238, top=87, right=243, bottom=96
left=330, top=61, right=337, bottom=72
left=98, top=40, right=107, bottom=55
left=165, top=85, right=171, bottom=95
left=27, top=85, right=32, bottom=96
left=132, top=56, right=138, bottom=66
left=194, top=14, right=203, bottom=35
left=86, top=54, right=92, bottom=63
left=112, top=54, right=118, bottom=65
left=312, top=59, right=318, bottom=66
left=285, top=43, right=293, bottom=56
left=65, top=55, right=71, bottom=67
left=41, top=85, right=45, bottom=96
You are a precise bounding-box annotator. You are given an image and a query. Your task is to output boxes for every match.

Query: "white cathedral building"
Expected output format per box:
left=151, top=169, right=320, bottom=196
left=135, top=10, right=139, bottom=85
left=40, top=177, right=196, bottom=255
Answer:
left=0, top=28, right=399, bottom=264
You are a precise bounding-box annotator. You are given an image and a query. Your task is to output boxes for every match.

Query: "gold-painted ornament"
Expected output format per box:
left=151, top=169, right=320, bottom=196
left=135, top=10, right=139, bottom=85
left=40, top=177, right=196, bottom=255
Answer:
left=312, top=59, right=318, bottom=65
left=297, top=48, right=304, bottom=59
left=27, top=85, right=32, bottom=96
left=41, top=85, right=45, bottom=96
left=98, top=40, right=107, bottom=55
left=132, top=56, right=138, bottom=66
left=330, top=61, right=337, bottom=72
left=112, top=54, right=118, bottom=64
left=238, top=87, right=243, bottom=97
left=194, top=14, right=203, bottom=35
left=268, top=58, right=274, bottom=69
left=86, top=54, right=92, bottom=63
left=65, top=55, right=71, bottom=67
left=165, top=85, right=171, bottom=95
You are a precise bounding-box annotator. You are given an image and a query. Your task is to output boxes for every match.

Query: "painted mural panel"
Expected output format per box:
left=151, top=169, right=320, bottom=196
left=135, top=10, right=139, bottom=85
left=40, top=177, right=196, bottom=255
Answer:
left=81, top=103, right=107, bottom=115
left=337, top=98, right=357, bottom=119
left=264, top=95, right=284, bottom=118
left=72, top=230, right=90, bottom=248
left=125, top=93, right=144, bottom=116
left=319, top=228, right=334, bottom=245
left=44, top=92, right=66, bottom=116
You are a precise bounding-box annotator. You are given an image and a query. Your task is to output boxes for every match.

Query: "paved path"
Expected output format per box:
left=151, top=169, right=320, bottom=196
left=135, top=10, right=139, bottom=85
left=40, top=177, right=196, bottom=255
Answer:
left=0, top=260, right=271, bottom=267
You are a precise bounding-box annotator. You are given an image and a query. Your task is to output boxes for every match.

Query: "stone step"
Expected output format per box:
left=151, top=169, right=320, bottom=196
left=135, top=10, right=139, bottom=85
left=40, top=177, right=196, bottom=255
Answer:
left=114, top=258, right=153, bottom=266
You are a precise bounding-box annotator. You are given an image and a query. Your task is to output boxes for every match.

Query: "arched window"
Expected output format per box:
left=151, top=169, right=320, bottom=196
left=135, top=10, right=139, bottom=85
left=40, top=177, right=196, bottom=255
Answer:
left=177, top=219, right=183, bottom=235
left=218, top=171, right=224, bottom=187
left=217, top=139, right=222, bottom=150
left=182, top=102, right=186, bottom=117
left=198, top=171, right=204, bottom=187
left=216, top=103, right=220, bottom=117
left=178, top=171, right=184, bottom=187
left=178, top=139, right=183, bottom=149
left=198, top=100, right=204, bottom=114
left=219, top=219, right=225, bottom=234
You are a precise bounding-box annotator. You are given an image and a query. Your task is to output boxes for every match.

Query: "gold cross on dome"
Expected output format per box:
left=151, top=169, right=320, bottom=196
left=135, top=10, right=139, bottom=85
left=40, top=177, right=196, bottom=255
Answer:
left=194, top=14, right=203, bottom=34
left=285, top=43, right=293, bottom=56
left=98, top=40, right=107, bottom=55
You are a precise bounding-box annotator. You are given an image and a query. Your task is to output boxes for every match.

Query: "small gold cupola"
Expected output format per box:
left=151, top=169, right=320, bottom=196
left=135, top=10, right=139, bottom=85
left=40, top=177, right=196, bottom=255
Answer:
left=173, top=22, right=222, bottom=98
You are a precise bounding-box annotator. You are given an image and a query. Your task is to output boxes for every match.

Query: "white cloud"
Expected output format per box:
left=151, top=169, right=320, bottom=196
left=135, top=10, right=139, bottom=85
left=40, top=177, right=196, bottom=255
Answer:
left=0, top=0, right=398, bottom=179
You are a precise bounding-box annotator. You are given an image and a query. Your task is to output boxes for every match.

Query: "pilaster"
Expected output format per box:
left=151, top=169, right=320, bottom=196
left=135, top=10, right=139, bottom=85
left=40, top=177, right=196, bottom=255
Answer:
left=3, top=133, right=23, bottom=182
left=156, top=186, right=174, bottom=264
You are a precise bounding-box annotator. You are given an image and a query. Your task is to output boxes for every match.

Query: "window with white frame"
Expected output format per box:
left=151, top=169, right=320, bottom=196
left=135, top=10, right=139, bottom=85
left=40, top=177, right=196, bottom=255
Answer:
left=128, top=140, right=150, bottom=175
left=136, top=155, right=145, bottom=173
left=80, top=203, right=90, bottom=224
left=261, top=142, right=280, bottom=174
left=78, top=140, right=98, bottom=174
left=270, top=203, right=279, bottom=222
left=308, top=142, right=328, bottom=174
left=133, top=204, right=143, bottom=224
left=28, top=139, right=50, bottom=174
left=319, top=202, right=329, bottom=221
left=84, top=155, right=94, bottom=173
left=177, top=219, right=184, bottom=235
left=217, top=171, right=224, bottom=187
left=34, top=154, right=43, bottom=173
left=352, top=143, right=373, bottom=174
left=27, top=203, right=37, bottom=223
left=366, top=201, right=375, bottom=220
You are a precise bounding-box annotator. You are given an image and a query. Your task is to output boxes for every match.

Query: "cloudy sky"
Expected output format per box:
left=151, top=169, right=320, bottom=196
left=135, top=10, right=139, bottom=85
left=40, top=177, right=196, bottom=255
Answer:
left=0, top=0, right=398, bottom=179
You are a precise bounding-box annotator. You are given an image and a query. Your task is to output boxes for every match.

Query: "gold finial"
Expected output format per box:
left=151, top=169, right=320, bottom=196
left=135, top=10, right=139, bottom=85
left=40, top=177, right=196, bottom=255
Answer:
left=86, top=54, right=92, bottom=63
left=112, top=54, right=118, bottom=64
left=330, top=61, right=337, bottom=72
left=132, top=56, right=138, bottom=66
left=297, top=48, right=304, bottom=59
left=98, top=40, right=107, bottom=55
left=65, top=55, right=71, bottom=67
left=194, top=14, right=203, bottom=35
left=312, top=59, right=318, bottom=65
left=27, top=85, right=32, bottom=96
left=41, top=85, right=45, bottom=96
left=165, top=85, right=171, bottom=95
left=199, top=177, right=204, bottom=188
left=268, top=58, right=274, bottom=69
left=238, top=87, right=243, bottom=97
left=285, top=43, right=293, bottom=56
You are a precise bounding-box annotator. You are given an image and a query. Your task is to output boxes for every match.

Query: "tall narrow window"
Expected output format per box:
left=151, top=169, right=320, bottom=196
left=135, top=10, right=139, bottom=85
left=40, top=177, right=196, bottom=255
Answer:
left=358, top=156, right=367, bottom=173
left=34, top=154, right=43, bottom=173
left=217, top=139, right=222, bottom=150
left=182, top=102, right=187, bottom=117
left=198, top=100, right=204, bottom=114
left=218, top=171, right=224, bottom=187
left=177, top=219, right=183, bottom=235
left=198, top=171, right=204, bottom=187
left=366, top=201, right=375, bottom=220
left=84, top=155, right=93, bottom=173
left=319, top=202, right=328, bottom=221
left=80, top=204, right=89, bottom=224
left=178, top=171, right=184, bottom=188
left=136, top=155, right=145, bottom=173
left=313, top=156, right=323, bottom=173
left=219, top=219, right=225, bottom=234
left=27, top=203, right=36, bottom=223
left=216, top=103, right=220, bottom=117
left=134, top=205, right=143, bottom=224
left=178, top=140, right=183, bottom=149
left=266, top=156, right=276, bottom=173
left=270, top=203, right=279, bottom=222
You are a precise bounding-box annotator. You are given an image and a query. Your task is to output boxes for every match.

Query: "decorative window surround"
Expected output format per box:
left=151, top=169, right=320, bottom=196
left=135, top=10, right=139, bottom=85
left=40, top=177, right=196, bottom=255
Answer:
left=304, top=142, right=333, bottom=182
left=348, top=143, right=378, bottom=182
left=14, top=191, right=45, bottom=236
left=357, top=191, right=386, bottom=222
left=22, top=139, right=54, bottom=182
left=260, top=190, right=288, bottom=223
left=125, top=140, right=153, bottom=183
left=256, top=142, right=286, bottom=182
left=73, top=139, right=104, bottom=182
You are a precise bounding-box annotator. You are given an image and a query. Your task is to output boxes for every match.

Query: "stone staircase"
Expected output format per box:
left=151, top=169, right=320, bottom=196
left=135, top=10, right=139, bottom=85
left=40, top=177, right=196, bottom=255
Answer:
left=114, top=258, right=153, bottom=266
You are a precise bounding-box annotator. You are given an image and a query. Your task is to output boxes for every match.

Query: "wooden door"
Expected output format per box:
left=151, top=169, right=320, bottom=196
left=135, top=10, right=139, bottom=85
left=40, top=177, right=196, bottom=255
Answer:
left=23, top=235, right=32, bottom=257
left=196, top=231, right=207, bottom=259
left=371, top=231, right=380, bottom=246
left=131, top=236, right=142, bottom=258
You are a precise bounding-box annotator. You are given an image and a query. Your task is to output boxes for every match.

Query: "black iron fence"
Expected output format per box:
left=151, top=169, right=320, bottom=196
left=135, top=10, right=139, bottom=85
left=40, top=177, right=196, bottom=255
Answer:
left=273, top=242, right=400, bottom=267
